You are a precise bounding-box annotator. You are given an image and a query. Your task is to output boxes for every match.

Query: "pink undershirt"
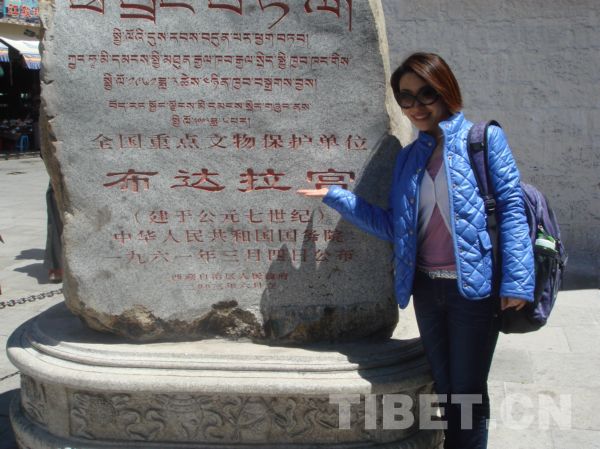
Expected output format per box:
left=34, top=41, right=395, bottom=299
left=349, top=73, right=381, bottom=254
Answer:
left=417, top=153, right=457, bottom=271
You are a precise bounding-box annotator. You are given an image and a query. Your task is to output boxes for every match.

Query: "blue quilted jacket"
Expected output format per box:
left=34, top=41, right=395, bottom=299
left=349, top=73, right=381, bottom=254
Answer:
left=323, top=112, right=535, bottom=308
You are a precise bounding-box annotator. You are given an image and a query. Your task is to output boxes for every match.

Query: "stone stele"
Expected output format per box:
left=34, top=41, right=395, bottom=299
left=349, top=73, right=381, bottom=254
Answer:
left=40, top=0, right=411, bottom=342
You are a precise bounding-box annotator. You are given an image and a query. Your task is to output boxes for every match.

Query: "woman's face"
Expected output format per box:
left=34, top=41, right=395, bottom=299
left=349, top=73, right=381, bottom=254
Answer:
left=397, top=72, right=451, bottom=137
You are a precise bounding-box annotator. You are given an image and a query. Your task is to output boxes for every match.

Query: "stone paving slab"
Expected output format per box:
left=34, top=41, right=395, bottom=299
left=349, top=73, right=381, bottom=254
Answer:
left=498, top=326, right=571, bottom=353
left=551, top=429, right=600, bottom=449
left=530, top=352, right=600, bottom=388
left=488, top=427, right=554, bottom=449
left=563, top=325, right=600, bottom=354
left=0, top=158, right=54, bottom=301
left=502, top=382, right=600, bottom=432
left=546, top=303, right=599, bottom=327
left=554, top=290, right=600, bottom=310
left=488, top=348, right=534, bottom=384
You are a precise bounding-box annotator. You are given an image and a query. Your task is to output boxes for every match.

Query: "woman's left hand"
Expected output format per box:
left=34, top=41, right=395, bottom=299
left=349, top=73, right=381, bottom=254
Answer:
left=500, top=297, right=528, bottom=311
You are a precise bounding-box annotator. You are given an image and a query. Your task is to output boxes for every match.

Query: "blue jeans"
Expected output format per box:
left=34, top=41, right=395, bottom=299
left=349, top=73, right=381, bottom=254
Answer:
left=413, top=271, right=500, bottom=449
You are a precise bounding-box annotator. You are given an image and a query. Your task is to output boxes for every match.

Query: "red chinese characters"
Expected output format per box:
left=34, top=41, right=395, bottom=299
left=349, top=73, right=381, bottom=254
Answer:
left=103, top=167, right=355, bottom=193
left=103, top=169, right=159, bottom=192
left=306, top=169, right=355, bottom=189
left=112, top=227, right=347, bottom=246
left=171, top=169, right=225, bottom=191
left=134, top=208, right=324, bottom=226
left=92, top=133, right=367, bottom=151
left=238, top=168, right=291, bottom=192
left=107, top=247, right=355, bottom=265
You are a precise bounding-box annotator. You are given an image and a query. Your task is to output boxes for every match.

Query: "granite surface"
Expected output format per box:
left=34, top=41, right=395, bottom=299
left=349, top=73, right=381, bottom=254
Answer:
left=7, top=303, right=441, bottom=448
left=41, top=0, right=410, bottom=342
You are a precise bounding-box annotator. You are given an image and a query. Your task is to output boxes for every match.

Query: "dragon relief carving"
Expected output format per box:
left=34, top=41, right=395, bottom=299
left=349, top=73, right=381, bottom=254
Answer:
left=152, top=394, right=344, bottom=442
left=70, top=393, right=166, bottom=441
left=21, top=375, right=48, bottom=428
left=68, top=391, right=361, bottom=443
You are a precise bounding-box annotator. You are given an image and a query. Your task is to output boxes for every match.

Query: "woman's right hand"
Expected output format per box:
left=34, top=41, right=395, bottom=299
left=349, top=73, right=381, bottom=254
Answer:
left=296, top=188, right=330, bottom=198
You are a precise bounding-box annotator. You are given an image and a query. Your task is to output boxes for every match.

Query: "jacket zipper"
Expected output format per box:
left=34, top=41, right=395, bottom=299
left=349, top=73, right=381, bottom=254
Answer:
left=442, top=132, right=466, bottom=296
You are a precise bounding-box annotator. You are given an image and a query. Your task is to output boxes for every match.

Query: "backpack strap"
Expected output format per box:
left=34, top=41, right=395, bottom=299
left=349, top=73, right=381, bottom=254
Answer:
left=467, top=120, right=502, bottom=280
left=467, top=120, right=501, bottom=215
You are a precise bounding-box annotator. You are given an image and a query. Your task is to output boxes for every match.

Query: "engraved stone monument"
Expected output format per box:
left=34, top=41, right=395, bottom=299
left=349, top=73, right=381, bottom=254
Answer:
left=44, top=0, right=404, bottom=342
left=8, top=0, right=442, bottom=447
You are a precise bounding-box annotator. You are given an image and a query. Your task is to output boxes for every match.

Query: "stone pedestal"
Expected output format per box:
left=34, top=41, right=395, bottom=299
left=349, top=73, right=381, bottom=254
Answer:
left=8, top=303, right=442, bottom=448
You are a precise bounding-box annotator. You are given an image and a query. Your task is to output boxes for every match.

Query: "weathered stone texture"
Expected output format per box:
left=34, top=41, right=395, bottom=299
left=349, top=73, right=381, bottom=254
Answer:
left=382, top=0, right=600, bottom=287
left=8, top=303, right=442, bottom=448
left=40, top=0, right=410, bottom=341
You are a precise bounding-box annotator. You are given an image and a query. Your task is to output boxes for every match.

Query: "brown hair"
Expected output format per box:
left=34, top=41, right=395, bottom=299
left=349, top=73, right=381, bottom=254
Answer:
left=390, top=52, right=463, bottom=113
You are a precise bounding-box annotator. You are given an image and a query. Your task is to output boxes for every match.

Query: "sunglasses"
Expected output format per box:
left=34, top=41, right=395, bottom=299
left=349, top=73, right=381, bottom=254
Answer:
left=396, top=86, right=440, bottom=109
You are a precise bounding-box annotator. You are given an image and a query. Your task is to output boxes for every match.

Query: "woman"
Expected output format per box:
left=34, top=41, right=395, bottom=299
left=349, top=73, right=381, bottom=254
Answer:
left=298, top=52, right=534, bottom=449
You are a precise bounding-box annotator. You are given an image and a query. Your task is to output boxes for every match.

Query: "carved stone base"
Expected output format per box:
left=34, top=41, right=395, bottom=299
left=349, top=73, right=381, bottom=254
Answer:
left=8, top=303, right=443, bottom=448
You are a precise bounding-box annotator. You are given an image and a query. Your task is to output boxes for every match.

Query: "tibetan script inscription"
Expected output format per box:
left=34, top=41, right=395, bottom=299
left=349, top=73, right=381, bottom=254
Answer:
left=69, top=0, right=353, bottom=30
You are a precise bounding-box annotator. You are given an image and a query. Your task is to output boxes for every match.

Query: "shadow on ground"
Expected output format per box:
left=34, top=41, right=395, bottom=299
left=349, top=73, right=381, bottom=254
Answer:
left=14, top=263, right=48, bottom=284
left=0, top=389, right=17, bottom=449
left=12, top=248, right=51, bottom=284
left=14, top=249, right=45, bottom=261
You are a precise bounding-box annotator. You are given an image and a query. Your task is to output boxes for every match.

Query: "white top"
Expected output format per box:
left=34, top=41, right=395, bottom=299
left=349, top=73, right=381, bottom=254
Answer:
left=418, top=153, right=452, bottom=243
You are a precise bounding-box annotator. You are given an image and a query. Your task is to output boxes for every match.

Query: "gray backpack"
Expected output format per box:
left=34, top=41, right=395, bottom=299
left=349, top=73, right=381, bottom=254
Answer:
left=467, top=121, right=568, bottom=333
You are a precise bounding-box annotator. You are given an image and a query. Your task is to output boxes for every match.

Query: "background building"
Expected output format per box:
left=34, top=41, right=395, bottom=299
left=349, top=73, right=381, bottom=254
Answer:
left=382, top=0, right=599, bottom=288
left=0, top=4, right=40, bottom=153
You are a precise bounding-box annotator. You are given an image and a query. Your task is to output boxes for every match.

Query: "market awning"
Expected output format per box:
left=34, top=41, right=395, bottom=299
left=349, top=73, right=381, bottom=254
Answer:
left=0, top=38, right=40, bottom=69
left=0, top=42, right=9, bottom=63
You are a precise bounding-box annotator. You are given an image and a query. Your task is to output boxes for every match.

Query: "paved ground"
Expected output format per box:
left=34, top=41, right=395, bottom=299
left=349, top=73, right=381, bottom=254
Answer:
left=0, top=156, right=598, bottom=448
